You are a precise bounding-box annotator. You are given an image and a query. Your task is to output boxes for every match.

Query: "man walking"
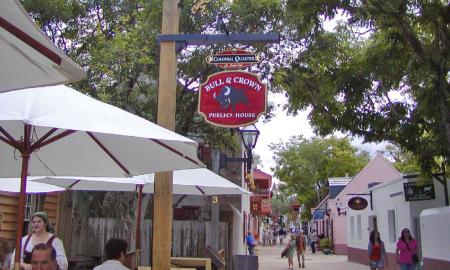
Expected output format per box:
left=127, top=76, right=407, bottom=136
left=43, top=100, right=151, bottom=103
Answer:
left=295, top=230, right=307, bottom=268
left=310, top=229, right=319, bottom=254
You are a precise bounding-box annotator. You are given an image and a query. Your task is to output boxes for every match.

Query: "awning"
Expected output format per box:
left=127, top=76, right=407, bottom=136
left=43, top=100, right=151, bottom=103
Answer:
left=312, top=209, right=325, bottom=220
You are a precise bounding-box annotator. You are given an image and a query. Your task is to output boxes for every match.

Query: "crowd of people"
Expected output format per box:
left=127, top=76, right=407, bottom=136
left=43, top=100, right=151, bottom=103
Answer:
left=247, top=225, right=419, bottom=270
left=0, top=210, right=420, bottom=270
left=0, top=211, right=131, bottom=270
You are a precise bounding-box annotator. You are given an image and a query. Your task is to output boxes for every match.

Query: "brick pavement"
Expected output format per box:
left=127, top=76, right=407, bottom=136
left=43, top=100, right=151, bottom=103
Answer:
left=254, top=244, right=368, bottom=270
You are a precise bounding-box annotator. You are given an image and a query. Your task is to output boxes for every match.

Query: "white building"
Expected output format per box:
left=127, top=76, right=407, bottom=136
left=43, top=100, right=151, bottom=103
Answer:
left=346, top=174, right=450, bottom=270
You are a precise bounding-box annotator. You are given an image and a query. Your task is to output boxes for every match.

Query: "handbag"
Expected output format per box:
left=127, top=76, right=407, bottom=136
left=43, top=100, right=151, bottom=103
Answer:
left=281, top=246, right=288, bottom=258
left=406, top=241, right=419, bottom=263
left=411, top=253, right=419, bottom=263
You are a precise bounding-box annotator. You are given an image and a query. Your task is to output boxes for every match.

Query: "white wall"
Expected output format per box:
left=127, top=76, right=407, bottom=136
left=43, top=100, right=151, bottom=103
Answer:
left=347, top=176, right=450, bottom=256
left=420, top=207, right=450, bottom=261
left=347, top=177, right=411, bottom=253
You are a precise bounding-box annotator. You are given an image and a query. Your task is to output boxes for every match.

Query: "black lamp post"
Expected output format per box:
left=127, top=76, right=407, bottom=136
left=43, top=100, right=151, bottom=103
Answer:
left=219, top=124, right=260, bottom=174
left=335, top=199, right=347, bottom=216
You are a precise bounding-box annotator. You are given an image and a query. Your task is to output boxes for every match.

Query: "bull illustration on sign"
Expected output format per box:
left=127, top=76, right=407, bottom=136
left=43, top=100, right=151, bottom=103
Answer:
left=213, top=86, right=248, bottom=112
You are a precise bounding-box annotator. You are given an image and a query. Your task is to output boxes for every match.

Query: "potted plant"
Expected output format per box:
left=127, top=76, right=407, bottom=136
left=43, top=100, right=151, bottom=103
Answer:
left=319, top=237, right=332, bottom=255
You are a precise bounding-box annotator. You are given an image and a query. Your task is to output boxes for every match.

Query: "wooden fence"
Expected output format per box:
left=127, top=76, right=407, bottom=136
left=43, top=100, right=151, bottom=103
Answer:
left=70, top=217, right=229, bottom=268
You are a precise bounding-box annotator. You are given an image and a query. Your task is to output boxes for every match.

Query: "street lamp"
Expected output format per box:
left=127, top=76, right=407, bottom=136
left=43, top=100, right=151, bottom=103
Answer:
left=219, top=124, right=260, bottom=174
left=335, top=199, right=346, bottom=216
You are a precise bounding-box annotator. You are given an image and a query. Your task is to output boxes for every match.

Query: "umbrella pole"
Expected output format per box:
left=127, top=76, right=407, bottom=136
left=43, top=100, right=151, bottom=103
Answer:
left=135, top=184, right=143, bottom=269
left=14, top=124, right=32, bottom=270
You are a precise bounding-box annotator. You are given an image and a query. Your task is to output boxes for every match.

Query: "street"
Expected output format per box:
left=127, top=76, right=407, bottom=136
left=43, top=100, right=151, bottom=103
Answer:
left=256, top=244, right=368, bottom=270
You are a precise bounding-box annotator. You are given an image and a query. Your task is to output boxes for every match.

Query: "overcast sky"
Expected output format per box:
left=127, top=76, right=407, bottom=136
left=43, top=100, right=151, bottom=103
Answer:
left=253, top=92, right=387, bottom=182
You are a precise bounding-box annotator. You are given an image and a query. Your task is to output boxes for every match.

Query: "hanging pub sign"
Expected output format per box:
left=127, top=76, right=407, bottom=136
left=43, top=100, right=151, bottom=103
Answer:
left=198, top=70, right=267, bottom=127
left=206, top=49, right=261, bottom=69
left=403, top=182, right=435, bottom=201
left=348, top=196, right=368, bottom=210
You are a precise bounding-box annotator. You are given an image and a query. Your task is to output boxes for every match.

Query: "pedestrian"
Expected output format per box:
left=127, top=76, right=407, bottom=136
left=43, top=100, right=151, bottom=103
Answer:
left=285, top=234, right=296, bottom=270
left=10, top=212, right=68, bottom=270
left=268, top=228, right=274, bottom=246
left=368, top=230, right=387, bottom=270
left=0, top=238, right=12, bottom=270
left=295, top=230, right=307, bottom=268
left=245, top=232, right=256, bottom=255
left=262, top=228, right=267, bottom=246
left=310, top=229, right=318, bottom=254
left=396, top=228, right=418, bottom=270
left=273, top=229, right=279, bottom=246
left=30, top=243, right=58, bottom=270
left=94, top=238, right=130, bottom=270
left=279, top=227, right=286, bottom=245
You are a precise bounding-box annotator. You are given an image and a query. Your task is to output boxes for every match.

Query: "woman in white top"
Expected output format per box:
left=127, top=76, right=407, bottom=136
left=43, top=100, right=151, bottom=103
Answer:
left=10, top=212, right=68, bottom=270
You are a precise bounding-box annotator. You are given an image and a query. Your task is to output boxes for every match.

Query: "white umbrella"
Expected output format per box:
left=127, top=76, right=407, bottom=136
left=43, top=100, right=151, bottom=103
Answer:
left=0, top=178, right=64, bottom=193
left=30, top=168, right=248, bottom=195
left=0, top=0, right=86, bottom=92
left=0, top=85, right=203, bottom=268
left=27, top=168, right=248, bottom=260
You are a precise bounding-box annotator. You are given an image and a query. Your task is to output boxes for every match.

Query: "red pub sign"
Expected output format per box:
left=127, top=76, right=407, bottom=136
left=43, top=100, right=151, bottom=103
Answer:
left=198, top=71, right=267, bottom=127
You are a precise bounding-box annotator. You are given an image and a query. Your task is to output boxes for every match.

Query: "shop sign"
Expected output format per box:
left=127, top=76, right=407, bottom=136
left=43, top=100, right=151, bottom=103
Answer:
left=207, top=49, right=261, bottom=69
left=348, top=196, right=368, bottom=210
left=251, top=201, right=261, bottom=213
left=261, top=199, right=271, bottom=213
left=198, top=70, right=267, bottom=127
left=403, top=182, right=435, bottom=201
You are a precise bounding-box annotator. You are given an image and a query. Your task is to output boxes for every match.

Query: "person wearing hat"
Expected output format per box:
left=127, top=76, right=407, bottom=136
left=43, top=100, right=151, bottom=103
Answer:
left=10, top=212, right=68, bottom=270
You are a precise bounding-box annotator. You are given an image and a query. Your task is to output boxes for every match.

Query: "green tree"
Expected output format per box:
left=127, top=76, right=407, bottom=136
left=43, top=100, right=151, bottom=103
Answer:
left=271, top=183, right=294, bottom=217
left=384, top=144, right=421, bottom=174
left=21, top=0, right=288, bottom=147
left=20, top=0, right=287, bottom=223
left=274, top=0, right=450, bottom=174
left=270, top=136, right=370, bottom=219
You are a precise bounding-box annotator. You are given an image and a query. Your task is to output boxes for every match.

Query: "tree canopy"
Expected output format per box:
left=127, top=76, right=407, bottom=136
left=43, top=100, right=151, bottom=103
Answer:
left=21, top=0, right=286, bottom=149
left=270, top=136, right=370, bottom=219
left=274, top=0, right=449, bottom=174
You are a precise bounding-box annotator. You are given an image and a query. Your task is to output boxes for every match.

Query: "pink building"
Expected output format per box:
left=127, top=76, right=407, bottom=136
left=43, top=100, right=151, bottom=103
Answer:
left=313, top=155, right=402, bottom=254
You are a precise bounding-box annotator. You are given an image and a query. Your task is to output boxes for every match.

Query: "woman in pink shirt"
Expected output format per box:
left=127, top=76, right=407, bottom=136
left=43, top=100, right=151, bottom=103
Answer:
left=395, top=228, right=418, bottom=270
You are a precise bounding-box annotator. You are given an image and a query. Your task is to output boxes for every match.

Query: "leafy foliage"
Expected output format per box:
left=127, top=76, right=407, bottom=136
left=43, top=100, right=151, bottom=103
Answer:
left=270, top=183, right=294, bottom=217
left=20, top=0, right=287, bottom=218
left=384, top=144, right=421, bottom=174
left=270, top=136, right=370, bottom=219
left=275, top=0, right=450, bottom=174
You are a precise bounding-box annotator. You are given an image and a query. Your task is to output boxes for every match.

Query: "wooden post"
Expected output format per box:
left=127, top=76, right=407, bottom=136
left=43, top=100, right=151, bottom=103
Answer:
left=152, top=0, right=179, bottom=269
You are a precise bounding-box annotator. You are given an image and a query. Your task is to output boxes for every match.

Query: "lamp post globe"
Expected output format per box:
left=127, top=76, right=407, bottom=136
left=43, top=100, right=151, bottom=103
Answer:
left=239, top=124, right=260, bottom=150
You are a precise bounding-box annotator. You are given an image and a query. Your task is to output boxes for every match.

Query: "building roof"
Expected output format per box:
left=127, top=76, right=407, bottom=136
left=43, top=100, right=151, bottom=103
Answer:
left=253, top=168, right=272, bottom=190
left=253, top=168, right=272, bottom=180
left=328, top=176, right=352, bottom=199
left=333, top=155, right=402, bottom=202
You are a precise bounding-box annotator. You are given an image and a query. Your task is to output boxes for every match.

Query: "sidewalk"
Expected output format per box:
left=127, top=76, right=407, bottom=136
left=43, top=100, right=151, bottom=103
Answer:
left=254, top=244, right=367, bottom=270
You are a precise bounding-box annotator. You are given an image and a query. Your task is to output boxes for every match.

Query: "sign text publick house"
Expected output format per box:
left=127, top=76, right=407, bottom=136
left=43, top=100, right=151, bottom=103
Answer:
left=198, top=70, right=267, bottom=127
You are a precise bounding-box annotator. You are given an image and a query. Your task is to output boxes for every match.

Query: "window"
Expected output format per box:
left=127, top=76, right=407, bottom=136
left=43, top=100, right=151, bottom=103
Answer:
left=388, top=210, right=396, bottom=243
left=350, top=216, right=355, bottom=239
left=357, top=215, right=362, bottom=239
